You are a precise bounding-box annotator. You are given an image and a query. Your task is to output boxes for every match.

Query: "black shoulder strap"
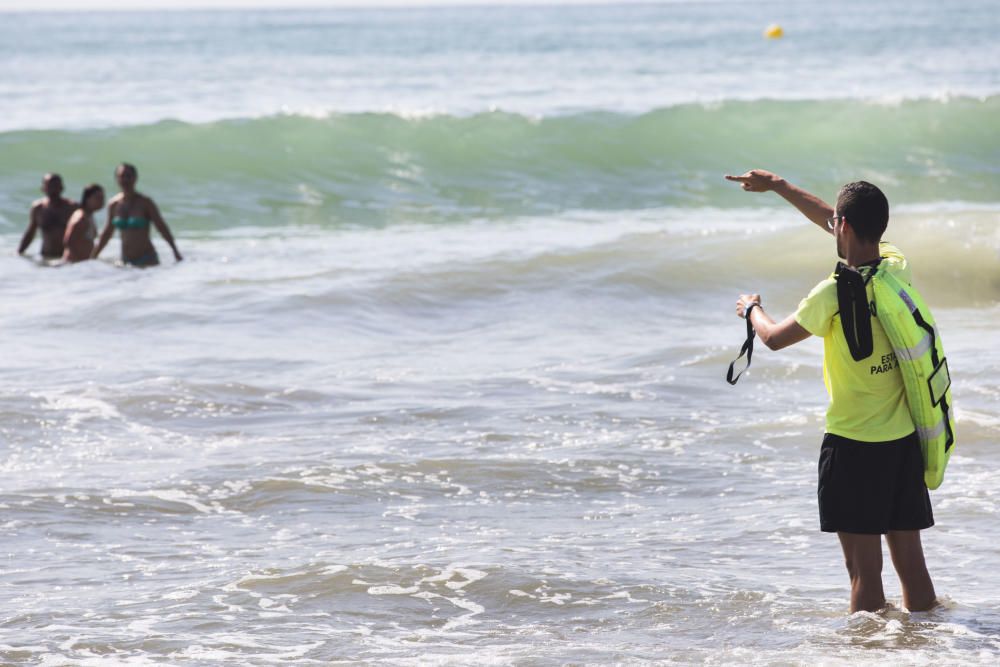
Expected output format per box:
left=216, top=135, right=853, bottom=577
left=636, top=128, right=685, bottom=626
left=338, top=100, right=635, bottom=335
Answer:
left=835, top=261, right=875, bottom=361
left=726, top=315, right=755, bottom=385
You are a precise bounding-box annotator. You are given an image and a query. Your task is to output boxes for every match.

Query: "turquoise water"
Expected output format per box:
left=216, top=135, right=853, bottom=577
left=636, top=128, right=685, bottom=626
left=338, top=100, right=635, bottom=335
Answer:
left=1, top=2, right=999, bottom=665
left=1, top=97, right=998, bottom=229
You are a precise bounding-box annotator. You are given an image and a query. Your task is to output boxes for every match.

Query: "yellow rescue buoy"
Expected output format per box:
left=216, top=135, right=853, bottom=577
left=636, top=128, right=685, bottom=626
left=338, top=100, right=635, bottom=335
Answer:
left=764, top=24, right=784, bottom=39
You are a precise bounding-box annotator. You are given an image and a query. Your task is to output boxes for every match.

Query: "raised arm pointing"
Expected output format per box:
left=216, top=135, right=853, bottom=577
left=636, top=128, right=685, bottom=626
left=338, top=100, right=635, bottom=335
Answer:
left=725, top=169, right=835, bottom=235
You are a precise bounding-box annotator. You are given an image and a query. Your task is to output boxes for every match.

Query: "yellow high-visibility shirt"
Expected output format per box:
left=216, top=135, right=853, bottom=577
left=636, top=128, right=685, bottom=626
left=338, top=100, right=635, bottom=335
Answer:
left=794, top=243, right=915, bottom=442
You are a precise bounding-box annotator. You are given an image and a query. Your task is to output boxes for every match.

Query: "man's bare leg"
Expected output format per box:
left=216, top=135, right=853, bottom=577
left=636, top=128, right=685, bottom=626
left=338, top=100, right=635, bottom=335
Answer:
left=838, top=532, right=886, bottom=612
left=886, top=530, right=937, bottom=611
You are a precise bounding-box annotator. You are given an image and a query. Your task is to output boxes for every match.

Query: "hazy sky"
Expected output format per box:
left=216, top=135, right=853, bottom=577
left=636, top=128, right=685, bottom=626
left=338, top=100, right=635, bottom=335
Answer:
left=0, top=0, right=646, bottom=10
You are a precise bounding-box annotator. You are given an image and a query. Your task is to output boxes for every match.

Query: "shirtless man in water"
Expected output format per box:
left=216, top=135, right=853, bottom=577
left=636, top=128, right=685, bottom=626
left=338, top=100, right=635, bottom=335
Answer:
left=18, top=173, right=78, bottom=259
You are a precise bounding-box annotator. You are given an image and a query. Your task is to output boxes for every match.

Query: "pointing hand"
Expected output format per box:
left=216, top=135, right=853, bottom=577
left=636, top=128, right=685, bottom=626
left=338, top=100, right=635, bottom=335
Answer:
left=725, top=170, right=782, bottom=193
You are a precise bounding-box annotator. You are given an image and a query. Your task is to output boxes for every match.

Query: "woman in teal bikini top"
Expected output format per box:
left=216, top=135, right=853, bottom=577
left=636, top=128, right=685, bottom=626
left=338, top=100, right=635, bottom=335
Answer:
left=91, top=163, right=182, bottom=266
left=112, top=216, right=150, bottom=230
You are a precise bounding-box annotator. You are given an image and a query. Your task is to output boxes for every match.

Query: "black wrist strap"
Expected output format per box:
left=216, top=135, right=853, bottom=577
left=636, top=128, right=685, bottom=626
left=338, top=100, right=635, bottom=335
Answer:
left=726, top=306, right=757, bottom=385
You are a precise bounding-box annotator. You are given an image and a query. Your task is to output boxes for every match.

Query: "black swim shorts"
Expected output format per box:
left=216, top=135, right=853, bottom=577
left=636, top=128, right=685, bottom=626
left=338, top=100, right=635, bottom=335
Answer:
left=817, top=431, right=934, bottom=534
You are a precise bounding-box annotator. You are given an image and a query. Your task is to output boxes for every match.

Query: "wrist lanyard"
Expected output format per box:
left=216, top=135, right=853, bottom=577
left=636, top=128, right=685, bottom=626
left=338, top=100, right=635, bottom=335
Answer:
left=726, top=304, right=757, bottom=385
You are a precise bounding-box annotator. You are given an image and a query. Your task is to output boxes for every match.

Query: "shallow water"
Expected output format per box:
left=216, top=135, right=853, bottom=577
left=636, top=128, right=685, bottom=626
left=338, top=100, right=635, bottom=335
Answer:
left=2, top=209, right=999, bottom=664
left=1, top=2, right=1000, bottom=665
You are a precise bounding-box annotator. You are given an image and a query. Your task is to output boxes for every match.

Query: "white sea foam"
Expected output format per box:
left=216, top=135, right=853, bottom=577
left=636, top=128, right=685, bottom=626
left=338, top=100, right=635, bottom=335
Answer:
left=1, top=3, right=998, bottom=664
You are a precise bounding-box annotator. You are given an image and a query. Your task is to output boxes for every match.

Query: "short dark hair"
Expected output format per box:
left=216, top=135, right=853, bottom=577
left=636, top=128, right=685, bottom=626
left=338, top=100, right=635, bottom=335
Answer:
left=81, top=183, right=103, bottom=206
left=117, top=162, right=138, bottom=177
left=836, top=181, right=888, bottom=243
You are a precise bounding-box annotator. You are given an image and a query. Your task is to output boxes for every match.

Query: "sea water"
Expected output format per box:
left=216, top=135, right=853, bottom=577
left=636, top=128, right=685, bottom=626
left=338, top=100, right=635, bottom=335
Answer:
left=0, top=1, right=999, bottom=664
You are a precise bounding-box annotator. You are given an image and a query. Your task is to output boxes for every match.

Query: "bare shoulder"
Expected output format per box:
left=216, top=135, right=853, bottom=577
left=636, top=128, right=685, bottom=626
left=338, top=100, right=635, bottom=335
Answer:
left=59, top=199, right=80, bottom=216
left=140, top=193, right=159, bottom=211
left=30, top=198, right=44, bottom=211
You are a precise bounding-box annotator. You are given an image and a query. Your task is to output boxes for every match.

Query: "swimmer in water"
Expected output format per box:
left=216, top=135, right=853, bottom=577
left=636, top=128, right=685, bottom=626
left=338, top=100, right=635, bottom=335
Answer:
left=92, top=163, right=182, bottom=266
left=19, top=173, right=79, bottom=260
left=62, top=184, right=105, bottom=263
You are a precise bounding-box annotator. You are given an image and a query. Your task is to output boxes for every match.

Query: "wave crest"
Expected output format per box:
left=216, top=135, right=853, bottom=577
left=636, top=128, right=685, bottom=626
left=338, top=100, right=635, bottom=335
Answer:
left=0, top=96, right=997, bottom=229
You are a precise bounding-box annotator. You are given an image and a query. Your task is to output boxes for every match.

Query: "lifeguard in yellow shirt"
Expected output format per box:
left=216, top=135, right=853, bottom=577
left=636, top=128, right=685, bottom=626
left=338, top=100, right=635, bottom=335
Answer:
left=725, top=169, right=937, bottom=615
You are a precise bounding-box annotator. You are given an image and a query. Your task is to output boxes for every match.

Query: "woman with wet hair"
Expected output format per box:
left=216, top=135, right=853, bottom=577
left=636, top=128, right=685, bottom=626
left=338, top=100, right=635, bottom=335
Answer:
left=62, top=183, right=105, bottom=263
left=92, top=163, right=182, bottom=266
